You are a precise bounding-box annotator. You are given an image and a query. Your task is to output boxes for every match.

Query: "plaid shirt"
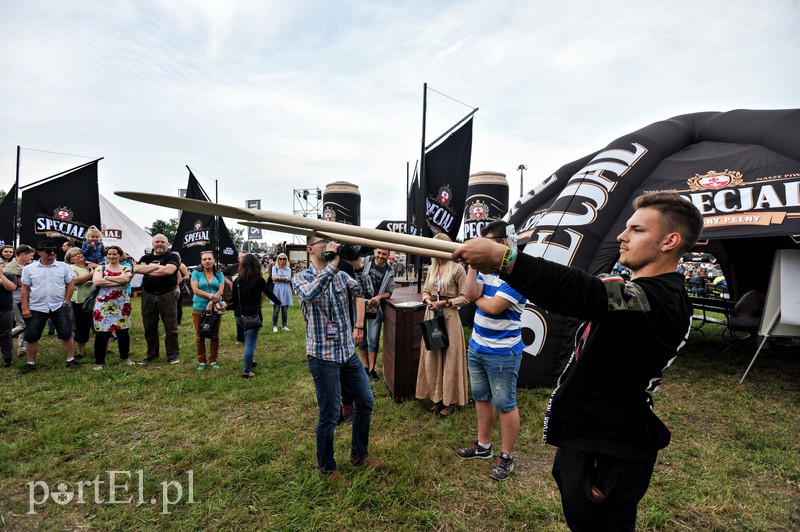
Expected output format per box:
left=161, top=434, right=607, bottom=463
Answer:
left=293, top=262, right=364, bottom=362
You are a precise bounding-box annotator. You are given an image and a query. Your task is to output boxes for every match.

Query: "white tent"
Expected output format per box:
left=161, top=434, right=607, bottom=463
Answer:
left=99, top=194, right=152, bottom=260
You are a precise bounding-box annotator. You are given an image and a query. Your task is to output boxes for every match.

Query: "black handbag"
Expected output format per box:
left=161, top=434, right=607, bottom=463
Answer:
left=236, top=281, right=262, bottom=331
left=81, top=286, right=100, bottom=314
left=420, top=309, right=449, bottom=351
left=239, top=314, right=262, bottom=331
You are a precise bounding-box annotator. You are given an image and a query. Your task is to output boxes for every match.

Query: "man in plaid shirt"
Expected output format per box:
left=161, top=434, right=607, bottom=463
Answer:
left=293, top=236, right=383, bottom=483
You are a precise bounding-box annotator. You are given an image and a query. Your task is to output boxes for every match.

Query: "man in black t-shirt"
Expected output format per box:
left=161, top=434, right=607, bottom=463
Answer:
left=455, top=193, right=703, bottom=532
left=134, top=234, right=181, bottom=364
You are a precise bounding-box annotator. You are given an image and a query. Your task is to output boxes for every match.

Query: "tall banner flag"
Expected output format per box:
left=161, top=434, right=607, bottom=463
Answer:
left=171, top=170, right=238, bottom=266
left=0, top=184, right=18, bottom=247
left=246, top=199, right=262, bottom=240
left=20, top=161, right=101, bottom=250
left=322, top=182, right=361, bottom=225
left=462, top=171, right=509, bottom=240
left=423, top=118, right=473, bottom=239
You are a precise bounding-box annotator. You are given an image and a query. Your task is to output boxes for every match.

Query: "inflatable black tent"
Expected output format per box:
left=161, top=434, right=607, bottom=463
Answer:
left=508, top=109, right=800, bottom=388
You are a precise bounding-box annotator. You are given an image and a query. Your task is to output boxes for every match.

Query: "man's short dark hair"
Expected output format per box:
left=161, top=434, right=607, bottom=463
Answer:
left=15, top=245, right=34, bottom=257
left=633, top=192, right=703, bottom=254
left=480, top=219, right=509, bottom=239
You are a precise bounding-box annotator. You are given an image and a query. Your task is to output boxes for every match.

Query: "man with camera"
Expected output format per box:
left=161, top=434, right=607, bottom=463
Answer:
left=293, top=237, right=382, bottom=483
left=359, top=247, right=394, bottom=380
left=454, top=192, right=703, bottom=531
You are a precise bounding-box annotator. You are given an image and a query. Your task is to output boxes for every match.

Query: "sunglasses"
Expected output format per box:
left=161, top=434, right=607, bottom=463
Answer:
left=310, top=240, right=330, bottom=247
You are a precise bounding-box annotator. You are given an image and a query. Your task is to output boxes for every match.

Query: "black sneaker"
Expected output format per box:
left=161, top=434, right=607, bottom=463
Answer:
left=455, top=440, right=493, bottom=460
left=75, top=354, right=83, bottom=360
left=489, top=452, right=515, bottom=481
left=3, top=359, right=12, bottom=368
left=19, top=363, right=37, bottom=375
left=168, top=357, right=180, bottom=365
left=66, top=359, right=81, bottom=369
left=369, top=370, right=379, bottom=381
left=139, top=356, right=158, bottom=365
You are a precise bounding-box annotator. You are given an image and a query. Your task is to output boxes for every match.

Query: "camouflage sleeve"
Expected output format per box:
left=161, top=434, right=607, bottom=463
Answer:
left=600, top=274, right=651, bottom=312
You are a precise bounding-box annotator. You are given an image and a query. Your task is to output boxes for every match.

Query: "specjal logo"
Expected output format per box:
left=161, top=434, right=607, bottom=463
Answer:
left=183, top=220, right=210, bottom=248
left=34, top=206, right=88, bottom=240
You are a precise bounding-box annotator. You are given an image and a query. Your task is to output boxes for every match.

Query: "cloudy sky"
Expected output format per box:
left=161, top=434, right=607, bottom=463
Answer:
left=1, top=0, right=798, bottom=241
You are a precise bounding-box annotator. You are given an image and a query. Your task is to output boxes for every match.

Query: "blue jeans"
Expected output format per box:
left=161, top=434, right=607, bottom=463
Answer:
left=272, top=305, right=288, bottom=328
left=359, top=312, right=384, bottom=352
left=307, top=353, right=374, bottom=473
left=467, top=345, right=521, bottom=413
left=238, top=319, right=261, bottom=373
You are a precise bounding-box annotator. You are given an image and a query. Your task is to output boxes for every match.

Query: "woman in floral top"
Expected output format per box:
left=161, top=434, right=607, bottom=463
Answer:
left=91, top=245, right=133, bottom=369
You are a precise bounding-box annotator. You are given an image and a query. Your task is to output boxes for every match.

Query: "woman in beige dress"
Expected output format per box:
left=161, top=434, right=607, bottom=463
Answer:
left=416, top=233, right=469, bottom=417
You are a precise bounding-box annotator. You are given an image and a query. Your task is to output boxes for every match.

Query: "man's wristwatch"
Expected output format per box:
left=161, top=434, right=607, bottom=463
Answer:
left=62, top=300, right=70, bottom=307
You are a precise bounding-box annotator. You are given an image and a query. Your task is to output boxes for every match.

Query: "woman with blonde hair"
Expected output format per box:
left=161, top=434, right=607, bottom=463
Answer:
left=64, top=247, right=95, bottom=360
left=416, top=233, right=469, bottom=417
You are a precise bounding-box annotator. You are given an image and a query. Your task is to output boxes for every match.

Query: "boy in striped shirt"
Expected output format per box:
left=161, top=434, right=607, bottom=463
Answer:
left=456, top=220, right=526, bottom=480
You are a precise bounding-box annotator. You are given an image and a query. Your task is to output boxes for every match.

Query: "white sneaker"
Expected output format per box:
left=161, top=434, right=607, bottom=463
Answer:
left=273, top=326, right=278, bottom=333
left=282, top=326, right=290, bottom=331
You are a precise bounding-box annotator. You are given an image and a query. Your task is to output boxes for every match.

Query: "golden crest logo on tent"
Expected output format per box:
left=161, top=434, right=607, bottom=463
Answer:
left=687, top=170, right=744, bottom=191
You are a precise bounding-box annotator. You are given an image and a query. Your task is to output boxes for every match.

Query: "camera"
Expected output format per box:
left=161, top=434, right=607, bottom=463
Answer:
left=322, top=243, right=368, bottom=262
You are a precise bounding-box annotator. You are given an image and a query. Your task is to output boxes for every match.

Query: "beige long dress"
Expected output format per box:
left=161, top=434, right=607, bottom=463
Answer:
left=415, top=264, right=469, bottom=407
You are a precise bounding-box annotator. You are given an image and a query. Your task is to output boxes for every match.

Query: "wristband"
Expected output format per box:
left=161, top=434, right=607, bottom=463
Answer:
left=499, top=246, right=517, bottom=274
left=355, top=326, right=364, bottom=330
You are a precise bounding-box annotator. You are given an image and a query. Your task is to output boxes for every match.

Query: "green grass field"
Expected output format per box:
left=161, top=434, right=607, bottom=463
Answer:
left=1, top=298, right=798, bottom=530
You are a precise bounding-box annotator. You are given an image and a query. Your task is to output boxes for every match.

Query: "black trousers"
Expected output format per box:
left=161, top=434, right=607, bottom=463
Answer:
left=94, top=329, right=130, bottom=365
left=552, top=447, right=656, bottom=532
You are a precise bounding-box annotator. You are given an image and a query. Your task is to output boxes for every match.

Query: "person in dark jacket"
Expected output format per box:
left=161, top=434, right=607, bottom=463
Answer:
left=454, top=192, right=703, bottom=532
left=231, top=253, right=281, bottom=378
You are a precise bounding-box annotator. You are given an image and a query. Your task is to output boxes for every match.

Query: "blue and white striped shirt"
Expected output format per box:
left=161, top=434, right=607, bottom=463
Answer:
left=469, top=272, right=526, bottom=356
left=293, top=262, right=364, bottom=363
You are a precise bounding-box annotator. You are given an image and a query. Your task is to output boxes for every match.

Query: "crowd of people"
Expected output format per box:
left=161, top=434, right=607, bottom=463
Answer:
left=2, top=191, right=705, bottom=530
left=0, top=231, right=294, bottom=379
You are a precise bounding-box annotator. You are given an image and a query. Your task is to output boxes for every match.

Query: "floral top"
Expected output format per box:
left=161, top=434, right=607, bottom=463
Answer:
left=93, top=265, right=132, bottom=332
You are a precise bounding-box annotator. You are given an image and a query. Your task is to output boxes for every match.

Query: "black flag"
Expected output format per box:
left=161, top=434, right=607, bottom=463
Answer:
left=171, top=171, right=238, bottom=266
left=20, top=161, right=101, bottom=250
left=0, top=184, right=18, bottom=247
left=423, top=118, right=473, bottom=239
